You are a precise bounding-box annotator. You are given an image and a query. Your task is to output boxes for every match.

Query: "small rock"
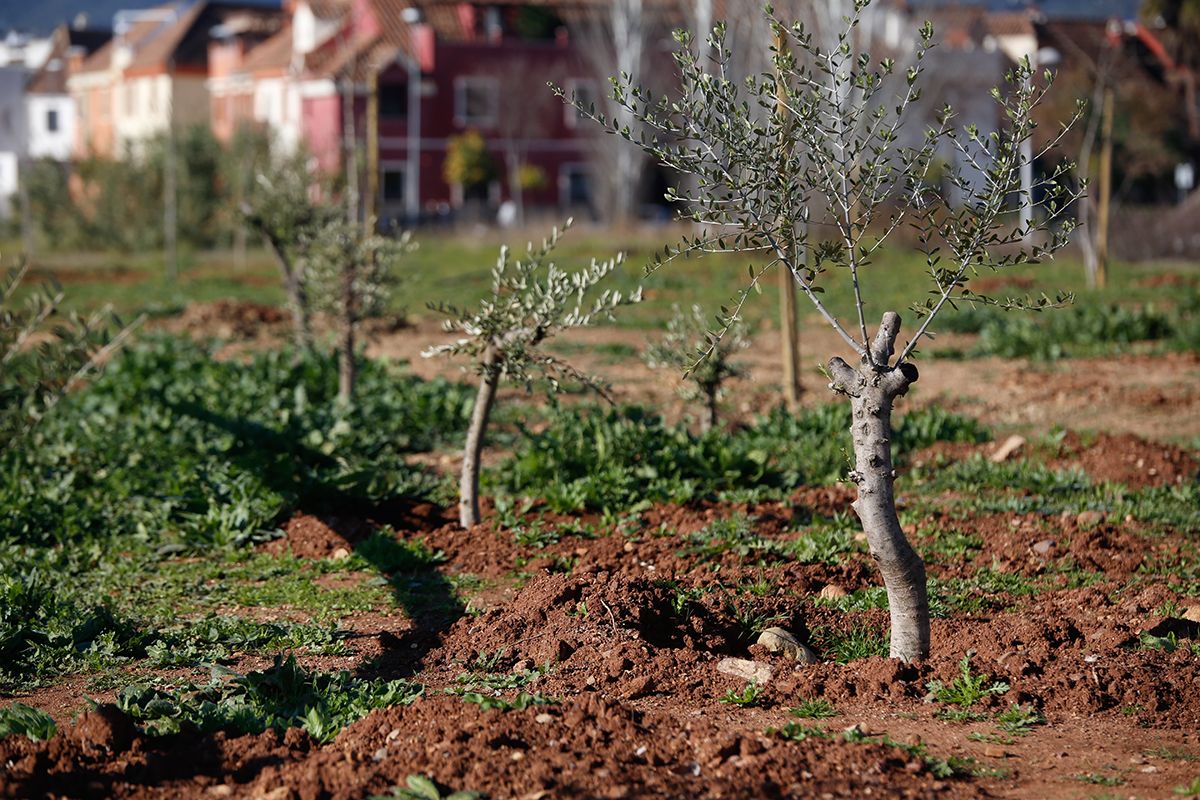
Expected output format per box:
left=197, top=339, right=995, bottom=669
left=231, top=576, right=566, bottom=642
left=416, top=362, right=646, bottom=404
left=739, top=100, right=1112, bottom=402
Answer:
left=385, top=728, right=401, bottom=742
left=983, top=745, right=1007, bottom=759
left=330, top=547, right=350, bottom=560
left=716, top=657, right=773, bottom=685
left=371, top=747, right=388, bottom=762
left=624, top=675, right=655, bottom=699
left=623, top=541, right=635, bottom=552
left=207, top=787, right=234, bottom=798
left=1031, top=539, right=1056, bottom=556
left=1140, top=765, right=1159, bottom=774
left=1182, top=605, right=1200, bottom=624
left=990, top=434, right=1026, bottom=463
left=757, top=627, right=818, bottom=664
left=1076, top=510, right=1104, bottom=528
left=818, top=584, right=848, bottom=600
left=535, top=713, right=554, bottom=724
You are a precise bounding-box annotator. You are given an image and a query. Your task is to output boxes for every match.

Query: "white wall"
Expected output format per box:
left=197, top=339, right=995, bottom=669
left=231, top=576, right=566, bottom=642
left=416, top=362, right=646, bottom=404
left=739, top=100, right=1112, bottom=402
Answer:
left=0, top=152, right=17, bottom=217
left=28, top=95, right=75, bottom=160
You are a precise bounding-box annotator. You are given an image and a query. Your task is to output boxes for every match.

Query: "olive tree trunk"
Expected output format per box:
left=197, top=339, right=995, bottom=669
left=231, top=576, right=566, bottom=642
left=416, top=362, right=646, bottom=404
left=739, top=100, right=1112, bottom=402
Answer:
left=828, top=312, right=929, bottom=662
left=460, top=347, right=500, bottom=528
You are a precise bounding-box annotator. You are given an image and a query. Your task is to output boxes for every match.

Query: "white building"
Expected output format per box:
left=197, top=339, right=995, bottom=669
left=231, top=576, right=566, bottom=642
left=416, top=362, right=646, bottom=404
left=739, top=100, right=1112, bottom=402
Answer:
left=25, top=26, right=111, bottom=162
left=0, top=31, right=52, bottom=218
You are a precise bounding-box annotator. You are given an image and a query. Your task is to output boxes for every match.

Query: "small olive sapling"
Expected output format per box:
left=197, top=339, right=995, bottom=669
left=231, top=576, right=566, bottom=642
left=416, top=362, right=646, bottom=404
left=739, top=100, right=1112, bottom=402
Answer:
left=644, top=304, right=748, bottom=432
left=424, top=221, right=641, bottom=528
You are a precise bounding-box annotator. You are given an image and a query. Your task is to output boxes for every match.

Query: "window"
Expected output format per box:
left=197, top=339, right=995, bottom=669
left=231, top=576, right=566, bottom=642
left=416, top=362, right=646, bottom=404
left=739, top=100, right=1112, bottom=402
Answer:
left=379, top=82, right=408, bottom=118
left=560, top=164, right=592, bottom=207
left=46, top=109, right=59, bottom=132
left=563, top=79, right=597, bottom=129
left=454, top=77, right=498, bottom=127
left=382, top=169, right=406, bottom=201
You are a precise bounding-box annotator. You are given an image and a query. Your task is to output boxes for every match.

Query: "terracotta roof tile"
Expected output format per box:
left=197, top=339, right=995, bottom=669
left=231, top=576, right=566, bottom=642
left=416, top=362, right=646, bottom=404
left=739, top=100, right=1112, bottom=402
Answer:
left=239, top=24, right=294, bottom=74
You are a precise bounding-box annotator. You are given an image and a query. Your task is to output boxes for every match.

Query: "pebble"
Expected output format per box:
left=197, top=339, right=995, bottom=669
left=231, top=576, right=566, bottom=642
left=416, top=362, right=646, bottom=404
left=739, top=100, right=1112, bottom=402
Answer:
left=983, top=745, right=1007, bottom=759
left=756, top=627, right=818, bottom=664
left=372, top=747, right=387, bottom=762
left=1183, top=605, right=1200, bottom=624
left=535, top=713, right=553, bottom=724
left=385, top=728, right=401, bottom=742
left=818, top=584, right=848, bottom=600
left=330, top=547, right=350, bottom=560
left=990, top=434, right=1026, bottom=462
left=1031, top=539, right=1056, bottom=556
left=716, top=657, right=773, bottom=685
left=1076, top=510, right=1104, bottom=528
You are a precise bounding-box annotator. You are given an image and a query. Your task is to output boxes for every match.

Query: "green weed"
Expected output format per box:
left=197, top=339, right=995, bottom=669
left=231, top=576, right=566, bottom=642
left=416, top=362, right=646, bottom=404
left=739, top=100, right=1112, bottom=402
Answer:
left=117, top=654, right=422, bottom=743
left=370, top=774, right=482, bottom=800
left=790, top=699, right=838, bottom=719
left=926, top=655, right=1009, bottom=719
left=0, top=703, right=57, bottom=741
left=720, top=682, right=763, bottom=707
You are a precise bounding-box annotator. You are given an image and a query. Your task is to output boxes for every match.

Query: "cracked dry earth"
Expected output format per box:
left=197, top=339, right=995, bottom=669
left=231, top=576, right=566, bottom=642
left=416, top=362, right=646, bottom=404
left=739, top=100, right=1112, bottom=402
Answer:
left=3, top=428, right=1199, bottom=800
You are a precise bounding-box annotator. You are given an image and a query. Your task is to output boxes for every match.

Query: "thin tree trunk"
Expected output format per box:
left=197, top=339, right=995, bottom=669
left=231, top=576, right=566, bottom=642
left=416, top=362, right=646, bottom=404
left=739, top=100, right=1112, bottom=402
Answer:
left=828, top=312, right=929, bottom=662
left=259, top=230, right=313, bottom=352
left=337, top=258, right=357, bottom=403
left=701, top=382, right=718, bottom=434
left=460, top=348, right=500, bottom=528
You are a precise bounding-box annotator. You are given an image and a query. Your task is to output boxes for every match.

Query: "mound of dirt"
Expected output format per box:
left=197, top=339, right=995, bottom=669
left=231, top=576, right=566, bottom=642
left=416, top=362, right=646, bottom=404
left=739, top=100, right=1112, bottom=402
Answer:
left=166, top=300, right=288, bottom=340
left=1052, top=432, right=1199, bottom=488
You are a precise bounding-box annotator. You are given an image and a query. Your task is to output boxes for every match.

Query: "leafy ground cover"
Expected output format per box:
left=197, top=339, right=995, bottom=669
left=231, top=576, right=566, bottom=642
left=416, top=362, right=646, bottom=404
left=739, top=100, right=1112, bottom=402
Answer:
left=0, top=324, right=1197, bottom=798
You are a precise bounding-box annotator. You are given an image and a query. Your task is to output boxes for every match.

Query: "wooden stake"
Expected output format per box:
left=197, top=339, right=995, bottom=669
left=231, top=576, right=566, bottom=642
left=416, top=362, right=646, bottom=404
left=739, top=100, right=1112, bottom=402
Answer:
left=1095, top=85, right=1114, bottom=290
left=776, top=29, right=802, bottom=407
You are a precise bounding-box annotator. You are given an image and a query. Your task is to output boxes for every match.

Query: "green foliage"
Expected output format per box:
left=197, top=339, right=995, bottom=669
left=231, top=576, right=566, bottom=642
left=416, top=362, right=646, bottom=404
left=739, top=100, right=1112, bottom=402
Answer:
left=812, top=624, right=889, bottom=663
left=948, top=301, right=1180, bottom=360
left=370, top=775, right=482, bottom=800
left=116, top=655, right=421, bottom=743
left=0, top=337, right=473, bottom=549
left=683, top=514, right=785, bottom=563
left=719, top=682, right=763, bottom=707
left=769, top=721, right=830, bottom=741
left=0, top=569, right=149, bottom=691
left=0, top=703, right=57, bottom=741
left=996, top=703, right=1044, bottom=734
left=644, top=303, right=748, bottom=423
left=458, top=692, right=556, bottom=711
left=1, top=262, right=134, bottom=447
left=927, top=655, right=1009, bottom=718
left=496, top=403, right=987, bottom=514
left=425, top=221, right=640, bottom=392
left=28, top=125, right=240, bottom=252
left=561, top=6, right=1078, bottom=368
left=303, top=218, right=415, bottom=322
left=790, top=698, right=838, bottom=719
left=1175, top=776, right=1200, bottom=797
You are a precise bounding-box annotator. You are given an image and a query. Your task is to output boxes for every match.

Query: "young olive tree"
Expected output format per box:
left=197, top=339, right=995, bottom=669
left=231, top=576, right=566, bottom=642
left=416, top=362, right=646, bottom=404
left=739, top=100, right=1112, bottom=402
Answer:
left=304, top=220, right=414, bottom=403
left=644, top=304, right=748, bottom=432
left=241, top=157, right=339, bottom=352
left=424, top=221, right=642, bottom=529
left=562, top=3, right=1081, bottom=661
left=1, top=262, right=139, bottom=447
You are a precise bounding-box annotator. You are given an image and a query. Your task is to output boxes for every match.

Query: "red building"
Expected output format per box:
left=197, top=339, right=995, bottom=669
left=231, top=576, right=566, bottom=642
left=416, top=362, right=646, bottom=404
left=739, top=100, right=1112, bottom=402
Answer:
left=221, top=0, right=611, bottom=226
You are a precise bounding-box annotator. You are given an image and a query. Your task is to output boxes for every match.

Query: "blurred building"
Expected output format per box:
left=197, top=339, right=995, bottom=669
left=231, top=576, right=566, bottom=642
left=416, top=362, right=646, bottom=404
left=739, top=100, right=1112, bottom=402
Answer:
left=0, top=31, right=53, bottom=217
left=66, top=1, right=285, bottom=159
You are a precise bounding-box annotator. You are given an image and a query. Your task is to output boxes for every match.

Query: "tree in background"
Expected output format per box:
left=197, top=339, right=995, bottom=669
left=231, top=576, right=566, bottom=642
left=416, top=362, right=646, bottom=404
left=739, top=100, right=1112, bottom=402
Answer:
left=644, top=304, right=748, bottom=433
left=242, top=156, right=340, bottom=353
left=424, top=221, right=641, bottom=529
left=304, top=219, right=414, bottom=404
left=443, top=131, right=497, bottom=209
left=572, top=6, right=1080, bottom=661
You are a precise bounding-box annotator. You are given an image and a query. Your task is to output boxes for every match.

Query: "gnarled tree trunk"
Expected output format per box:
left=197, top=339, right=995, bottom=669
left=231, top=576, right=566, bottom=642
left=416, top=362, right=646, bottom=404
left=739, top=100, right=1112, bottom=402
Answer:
left=460, top=347, right=500, bottom=528
left=828, top=312, right=929, bottom=662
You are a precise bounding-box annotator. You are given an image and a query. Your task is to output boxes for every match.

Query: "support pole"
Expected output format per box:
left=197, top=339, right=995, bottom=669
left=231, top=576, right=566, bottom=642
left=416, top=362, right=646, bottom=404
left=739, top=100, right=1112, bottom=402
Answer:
left=1095, top=85, right=1114, bottom=290
left=775, top=29, right=802, bottom=407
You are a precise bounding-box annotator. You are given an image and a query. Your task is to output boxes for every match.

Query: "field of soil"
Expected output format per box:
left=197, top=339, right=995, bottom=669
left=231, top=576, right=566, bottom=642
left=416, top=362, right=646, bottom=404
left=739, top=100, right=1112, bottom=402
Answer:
left=2, top=298, right=1199, bottom=800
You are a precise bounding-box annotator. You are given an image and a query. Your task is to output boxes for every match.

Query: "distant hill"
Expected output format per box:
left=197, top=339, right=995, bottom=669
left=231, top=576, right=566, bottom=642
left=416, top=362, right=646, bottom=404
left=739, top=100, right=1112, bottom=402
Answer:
left=1, top=0, right=281, bottom=36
